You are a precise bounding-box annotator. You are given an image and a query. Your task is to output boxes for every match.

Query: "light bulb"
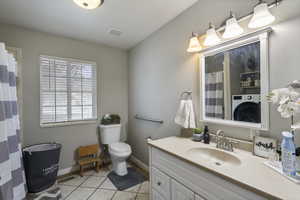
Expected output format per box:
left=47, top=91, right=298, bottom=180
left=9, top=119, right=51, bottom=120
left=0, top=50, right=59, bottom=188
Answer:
left=248, top=1, right=275, bottom=29
left=222, top=14, right=244, bottom=39
left=187, top=33, right=202, bottom=53
left=204, top=24, right=221, bottom=47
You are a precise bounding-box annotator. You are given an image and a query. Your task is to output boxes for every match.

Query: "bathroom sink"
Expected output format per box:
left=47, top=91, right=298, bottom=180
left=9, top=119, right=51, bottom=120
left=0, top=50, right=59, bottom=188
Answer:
left=186, top=147, right=241, bottom=166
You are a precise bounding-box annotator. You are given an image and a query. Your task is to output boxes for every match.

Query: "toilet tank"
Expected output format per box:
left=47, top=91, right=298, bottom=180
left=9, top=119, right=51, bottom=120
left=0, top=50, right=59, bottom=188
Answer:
left=99, top=124, right=121, bottom=145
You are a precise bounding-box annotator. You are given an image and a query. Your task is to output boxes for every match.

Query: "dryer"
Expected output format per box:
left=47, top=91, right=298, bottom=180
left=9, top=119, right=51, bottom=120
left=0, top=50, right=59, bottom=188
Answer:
left=232, top=94, right=261, bottom=123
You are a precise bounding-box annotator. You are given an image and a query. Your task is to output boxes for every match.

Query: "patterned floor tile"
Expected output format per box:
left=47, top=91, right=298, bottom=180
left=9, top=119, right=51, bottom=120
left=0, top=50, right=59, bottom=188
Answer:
left=65, top=187, right=95, bottom=200
left=124, top=183, right=141, bottom=192
left=80, top=176, right=106, bottom=188
left=88, top=189, right=116, bottom=200
left=112, top=191, right=136, bottom=200
left=59, top=175, right=88, bottom=187
left=58, top=185, right=77, bottom=199
left=99, top=178, right=117, bottom=190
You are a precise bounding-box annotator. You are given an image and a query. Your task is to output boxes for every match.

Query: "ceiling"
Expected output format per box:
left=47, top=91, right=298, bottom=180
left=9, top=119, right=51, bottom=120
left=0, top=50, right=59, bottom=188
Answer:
left=0, top=0, right=198, bottom=49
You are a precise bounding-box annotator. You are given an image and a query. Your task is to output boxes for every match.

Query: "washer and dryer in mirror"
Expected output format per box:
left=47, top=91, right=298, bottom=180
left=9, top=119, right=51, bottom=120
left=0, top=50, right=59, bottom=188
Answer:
left=232, top=94, right=261, bottom=123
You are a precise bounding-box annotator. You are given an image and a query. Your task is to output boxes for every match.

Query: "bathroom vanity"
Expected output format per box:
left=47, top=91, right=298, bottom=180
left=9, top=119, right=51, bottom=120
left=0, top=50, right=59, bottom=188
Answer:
left=148, top=137, right=300, bottom=200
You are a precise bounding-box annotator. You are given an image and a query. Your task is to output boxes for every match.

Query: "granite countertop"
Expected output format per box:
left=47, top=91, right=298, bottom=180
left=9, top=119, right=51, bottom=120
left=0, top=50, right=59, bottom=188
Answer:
left=148, top=136, right=300, bottom=200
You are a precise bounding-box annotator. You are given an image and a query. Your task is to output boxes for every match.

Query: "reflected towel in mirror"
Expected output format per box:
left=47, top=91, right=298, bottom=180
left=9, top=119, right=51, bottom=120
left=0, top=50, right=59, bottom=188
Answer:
left=205, top=71, right=224, bottom=119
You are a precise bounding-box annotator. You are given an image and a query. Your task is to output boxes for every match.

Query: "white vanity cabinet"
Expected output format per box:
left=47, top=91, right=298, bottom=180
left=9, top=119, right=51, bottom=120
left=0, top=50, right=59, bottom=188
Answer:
left=149, top=146, right=267, bottom=200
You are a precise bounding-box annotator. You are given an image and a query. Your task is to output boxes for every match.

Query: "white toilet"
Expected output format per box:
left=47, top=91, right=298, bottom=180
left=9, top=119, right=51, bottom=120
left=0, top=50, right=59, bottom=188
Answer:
left=99, top=124, right=132, bottom=176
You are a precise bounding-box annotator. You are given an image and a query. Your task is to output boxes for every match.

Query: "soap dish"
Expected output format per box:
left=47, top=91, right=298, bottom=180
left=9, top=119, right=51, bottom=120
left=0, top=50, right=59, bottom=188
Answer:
left=264, top=161, right=300, bottom=184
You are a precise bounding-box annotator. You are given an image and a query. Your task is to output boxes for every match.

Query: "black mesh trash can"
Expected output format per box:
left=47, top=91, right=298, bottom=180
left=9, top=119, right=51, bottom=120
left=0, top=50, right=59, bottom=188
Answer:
left=23, top=143, right=62, bottom=193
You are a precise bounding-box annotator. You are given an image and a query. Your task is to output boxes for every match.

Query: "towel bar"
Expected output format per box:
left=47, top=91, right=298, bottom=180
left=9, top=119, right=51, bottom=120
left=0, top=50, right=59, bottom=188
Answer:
left=134, top=115, right=163, bottom=124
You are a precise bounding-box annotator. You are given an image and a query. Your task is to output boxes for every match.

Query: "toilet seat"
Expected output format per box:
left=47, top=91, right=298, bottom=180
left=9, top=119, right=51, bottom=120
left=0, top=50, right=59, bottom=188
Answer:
left=109, top=142, right=131, bottom=155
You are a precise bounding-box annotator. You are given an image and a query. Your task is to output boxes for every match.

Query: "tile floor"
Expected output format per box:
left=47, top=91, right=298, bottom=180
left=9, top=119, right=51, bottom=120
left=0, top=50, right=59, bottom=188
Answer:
left=58, top=165, right=149, bottom=200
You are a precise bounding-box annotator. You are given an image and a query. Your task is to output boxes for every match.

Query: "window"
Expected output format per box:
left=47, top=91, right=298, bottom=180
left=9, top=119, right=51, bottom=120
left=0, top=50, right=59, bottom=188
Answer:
left=40, top=55, right=97, bottom=126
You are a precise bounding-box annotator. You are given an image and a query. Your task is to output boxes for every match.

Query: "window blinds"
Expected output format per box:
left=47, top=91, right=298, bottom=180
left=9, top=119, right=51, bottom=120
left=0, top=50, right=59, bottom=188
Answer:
left=40, top=55, right=97, bottom=125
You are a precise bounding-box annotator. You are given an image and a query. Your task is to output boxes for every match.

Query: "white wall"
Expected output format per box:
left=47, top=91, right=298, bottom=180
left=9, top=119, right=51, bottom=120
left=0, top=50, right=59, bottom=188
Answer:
left=128, top=0, right=300, bottom=164
left=0, top=23, right=128, bottom=169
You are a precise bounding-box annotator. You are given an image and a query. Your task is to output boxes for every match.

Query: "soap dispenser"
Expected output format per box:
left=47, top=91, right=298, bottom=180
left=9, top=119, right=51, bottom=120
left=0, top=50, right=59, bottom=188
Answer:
left=203, top=125, right=210, bottom=144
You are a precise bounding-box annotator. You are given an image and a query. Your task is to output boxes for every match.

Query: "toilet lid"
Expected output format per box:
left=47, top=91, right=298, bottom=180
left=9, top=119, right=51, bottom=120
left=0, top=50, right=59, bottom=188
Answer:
left=109, top=142, right=131, bottom=153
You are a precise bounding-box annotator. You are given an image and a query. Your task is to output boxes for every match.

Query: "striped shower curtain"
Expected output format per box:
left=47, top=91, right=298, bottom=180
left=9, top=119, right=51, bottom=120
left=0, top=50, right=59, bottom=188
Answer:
left=0, top=43, right=26, bottom=200
left=205, top=71, right=224, bottom=119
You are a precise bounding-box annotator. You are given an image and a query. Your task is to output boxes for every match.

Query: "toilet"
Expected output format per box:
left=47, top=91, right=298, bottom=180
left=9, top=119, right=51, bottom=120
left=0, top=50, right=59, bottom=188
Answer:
left=99, top=124, right=132, bottom=176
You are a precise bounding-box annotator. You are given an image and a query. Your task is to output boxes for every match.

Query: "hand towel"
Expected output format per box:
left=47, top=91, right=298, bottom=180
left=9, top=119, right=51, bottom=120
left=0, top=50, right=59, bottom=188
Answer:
left=174, top=100, right=196, bottom=128
left=174, top=100, right=187, bottom=127
left=186, top=100, right=196, bottom=128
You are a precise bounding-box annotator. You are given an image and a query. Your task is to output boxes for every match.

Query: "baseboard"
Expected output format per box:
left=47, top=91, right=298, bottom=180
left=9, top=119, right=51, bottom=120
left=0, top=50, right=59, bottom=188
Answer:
left=57, top=166, right=79, bottom=176
left=59, top=157, right=149, bottom=176
left=130, top=155, right=149, bottom=173
left=57, top=167, right=72, bottom=176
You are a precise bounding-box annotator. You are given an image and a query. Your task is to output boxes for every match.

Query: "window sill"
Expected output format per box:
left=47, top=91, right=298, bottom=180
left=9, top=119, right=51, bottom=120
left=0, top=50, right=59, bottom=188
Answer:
left=40, top=119, right=98, bottom=128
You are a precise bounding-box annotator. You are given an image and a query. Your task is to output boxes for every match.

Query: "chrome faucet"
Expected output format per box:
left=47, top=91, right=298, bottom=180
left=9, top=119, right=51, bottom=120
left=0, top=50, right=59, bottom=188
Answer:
left=215, top=130, right=238, bottom=152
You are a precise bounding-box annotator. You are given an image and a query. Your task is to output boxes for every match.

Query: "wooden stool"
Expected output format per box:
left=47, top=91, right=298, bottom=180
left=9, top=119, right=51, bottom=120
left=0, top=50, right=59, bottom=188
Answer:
left=78, top=144, right=102, bottom=177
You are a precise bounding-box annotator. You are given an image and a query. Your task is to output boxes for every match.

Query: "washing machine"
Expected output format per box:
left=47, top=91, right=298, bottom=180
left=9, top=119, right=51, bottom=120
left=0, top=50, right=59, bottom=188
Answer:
left=232, top=94, right=261, bottom=123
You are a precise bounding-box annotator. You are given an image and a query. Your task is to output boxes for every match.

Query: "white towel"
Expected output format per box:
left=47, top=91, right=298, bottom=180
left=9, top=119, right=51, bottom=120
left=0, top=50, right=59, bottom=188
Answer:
left=174, top=100, right=196, bottom=129
left=186, top=100, right=196, bottom=128
left=174, top=100, right=186, bottom=126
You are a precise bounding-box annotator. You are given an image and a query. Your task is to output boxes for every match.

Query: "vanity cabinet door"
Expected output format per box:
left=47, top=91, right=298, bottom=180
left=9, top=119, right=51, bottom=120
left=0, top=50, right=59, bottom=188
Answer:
left=171, top=179, right=194, bottom=200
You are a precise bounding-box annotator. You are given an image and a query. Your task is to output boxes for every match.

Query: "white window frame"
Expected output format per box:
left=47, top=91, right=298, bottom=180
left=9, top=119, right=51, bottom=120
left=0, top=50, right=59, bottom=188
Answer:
left=39, top=55, right=98, bottom=128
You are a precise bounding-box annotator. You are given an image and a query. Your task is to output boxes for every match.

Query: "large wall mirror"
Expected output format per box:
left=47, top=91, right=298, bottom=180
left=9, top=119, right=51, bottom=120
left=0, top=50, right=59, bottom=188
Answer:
left=200, top=30, right=270, bottom=130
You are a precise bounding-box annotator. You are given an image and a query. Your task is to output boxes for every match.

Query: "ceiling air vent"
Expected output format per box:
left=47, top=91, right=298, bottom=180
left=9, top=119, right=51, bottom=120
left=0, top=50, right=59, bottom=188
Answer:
left=108, top=29, right=122, bottom=37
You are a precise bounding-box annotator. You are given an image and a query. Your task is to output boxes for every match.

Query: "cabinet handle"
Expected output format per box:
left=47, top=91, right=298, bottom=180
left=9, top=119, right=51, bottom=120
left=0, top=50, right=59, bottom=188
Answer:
left=157, top=181, right=161, bottom=186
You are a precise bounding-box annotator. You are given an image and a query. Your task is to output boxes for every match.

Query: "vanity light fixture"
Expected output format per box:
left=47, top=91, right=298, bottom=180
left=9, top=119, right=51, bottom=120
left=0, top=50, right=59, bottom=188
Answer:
left=187, top=32, right=202, bottom=53
left=187, top=1, right=279, bottom=49
left=73, top=0, right=104, bottom=10
left=248, top=0, right=276, bottom=28
left=222, top=12, right=244, bottom=39
left=204, top=23, right=221, bottom=47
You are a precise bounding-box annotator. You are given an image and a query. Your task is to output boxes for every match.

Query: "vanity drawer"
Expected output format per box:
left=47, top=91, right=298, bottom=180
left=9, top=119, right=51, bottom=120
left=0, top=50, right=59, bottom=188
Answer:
left=152, top=167, right=171, bottom=200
